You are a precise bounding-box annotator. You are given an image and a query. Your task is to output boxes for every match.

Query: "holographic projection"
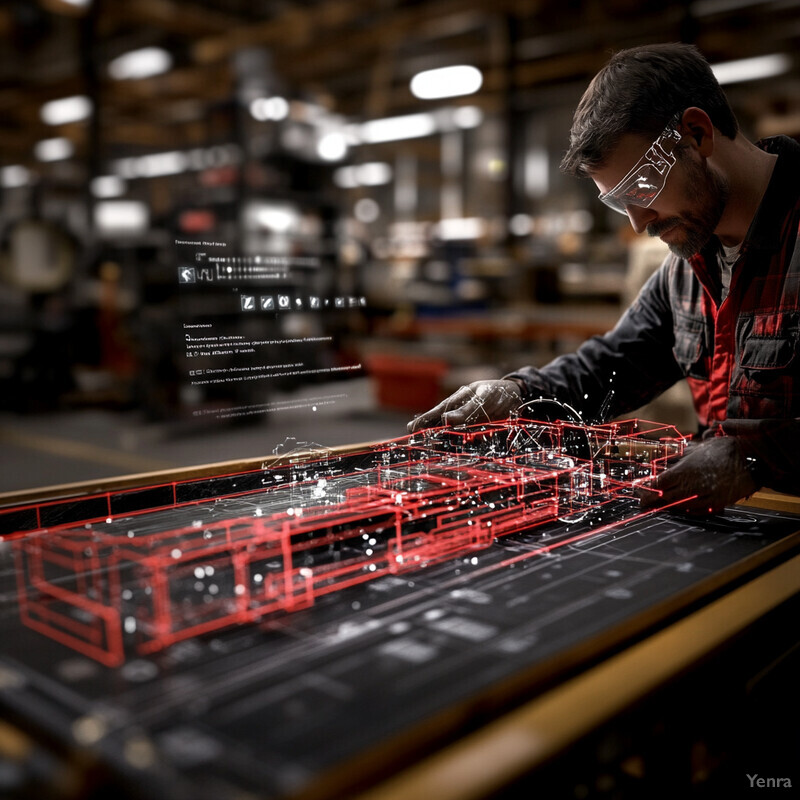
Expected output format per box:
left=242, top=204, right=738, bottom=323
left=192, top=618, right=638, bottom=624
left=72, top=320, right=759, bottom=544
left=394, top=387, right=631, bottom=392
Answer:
left=13, top=417, right=686, bottom=667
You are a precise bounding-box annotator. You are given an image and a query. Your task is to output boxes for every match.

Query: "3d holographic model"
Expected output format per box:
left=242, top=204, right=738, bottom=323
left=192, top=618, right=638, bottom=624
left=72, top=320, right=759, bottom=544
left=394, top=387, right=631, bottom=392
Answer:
left=13, top=416, right=686, bottom=666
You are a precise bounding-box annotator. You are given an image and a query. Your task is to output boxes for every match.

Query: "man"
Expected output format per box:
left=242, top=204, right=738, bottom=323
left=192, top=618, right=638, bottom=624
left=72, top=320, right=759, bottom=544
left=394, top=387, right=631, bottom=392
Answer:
left=408, top=42, right=800, bottom=514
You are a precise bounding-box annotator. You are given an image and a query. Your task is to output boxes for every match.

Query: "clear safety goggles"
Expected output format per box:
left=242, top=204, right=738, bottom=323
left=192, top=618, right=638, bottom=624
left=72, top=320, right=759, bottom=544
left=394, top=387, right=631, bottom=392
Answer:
left=598, top=115, right=684, bottom=215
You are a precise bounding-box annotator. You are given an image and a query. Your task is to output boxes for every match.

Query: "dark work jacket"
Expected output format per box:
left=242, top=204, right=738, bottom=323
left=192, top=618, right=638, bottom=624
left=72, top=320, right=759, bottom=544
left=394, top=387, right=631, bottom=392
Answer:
left=507, top=135, right=800, bottom=495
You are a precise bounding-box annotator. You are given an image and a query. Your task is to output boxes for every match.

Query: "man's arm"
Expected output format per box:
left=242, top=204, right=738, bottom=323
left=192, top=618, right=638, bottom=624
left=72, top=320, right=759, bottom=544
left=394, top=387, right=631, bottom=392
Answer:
left=508, top=263, right=685, bottom=421
left=409, top=259, right=685, bottom=431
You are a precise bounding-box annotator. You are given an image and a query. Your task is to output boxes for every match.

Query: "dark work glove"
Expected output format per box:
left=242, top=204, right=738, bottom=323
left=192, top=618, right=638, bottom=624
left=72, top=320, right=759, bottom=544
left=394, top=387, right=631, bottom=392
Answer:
left=636, top=435, right=759, bottom=515
left=407, top=379, right=522, bottom=433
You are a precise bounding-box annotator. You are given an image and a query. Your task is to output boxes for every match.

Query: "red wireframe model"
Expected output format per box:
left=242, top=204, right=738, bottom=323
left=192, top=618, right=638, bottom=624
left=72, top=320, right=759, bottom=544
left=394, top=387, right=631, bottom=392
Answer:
left=13, top=417, right=685, bottom=666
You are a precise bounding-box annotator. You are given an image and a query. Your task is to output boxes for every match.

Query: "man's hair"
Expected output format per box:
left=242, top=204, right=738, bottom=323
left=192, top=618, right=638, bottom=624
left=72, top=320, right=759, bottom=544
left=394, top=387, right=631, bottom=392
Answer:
left=560, top=43, right=739, bottom=177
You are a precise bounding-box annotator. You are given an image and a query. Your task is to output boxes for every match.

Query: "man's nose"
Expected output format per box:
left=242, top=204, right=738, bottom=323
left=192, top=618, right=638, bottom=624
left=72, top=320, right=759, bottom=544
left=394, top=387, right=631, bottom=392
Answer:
left=625, top=204, right=657, bottom=234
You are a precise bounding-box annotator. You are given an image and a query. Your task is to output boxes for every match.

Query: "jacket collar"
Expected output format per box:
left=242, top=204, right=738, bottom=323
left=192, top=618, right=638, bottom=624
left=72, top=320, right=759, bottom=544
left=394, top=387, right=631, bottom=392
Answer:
left=739, top=134, right=800, bottom=256
left=689, top=134, right=800, bottom=294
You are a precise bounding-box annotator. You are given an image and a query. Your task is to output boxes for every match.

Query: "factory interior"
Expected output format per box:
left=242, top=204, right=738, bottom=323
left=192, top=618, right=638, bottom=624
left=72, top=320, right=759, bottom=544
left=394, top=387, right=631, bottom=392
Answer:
left=1, top=2, right=800, bottom=799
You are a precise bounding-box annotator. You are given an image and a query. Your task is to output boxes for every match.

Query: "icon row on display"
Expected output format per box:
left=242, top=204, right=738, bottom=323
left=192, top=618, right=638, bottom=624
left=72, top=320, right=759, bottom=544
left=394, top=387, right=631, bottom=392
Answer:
left=178, top=266, right=215, bottom=283
left=240, top=295, right=366, bottom=312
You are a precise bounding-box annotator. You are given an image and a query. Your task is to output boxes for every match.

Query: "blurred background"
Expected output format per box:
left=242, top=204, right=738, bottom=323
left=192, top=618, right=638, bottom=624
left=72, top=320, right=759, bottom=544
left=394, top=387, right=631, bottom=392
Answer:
left=1, top=0, right=799, bottom=492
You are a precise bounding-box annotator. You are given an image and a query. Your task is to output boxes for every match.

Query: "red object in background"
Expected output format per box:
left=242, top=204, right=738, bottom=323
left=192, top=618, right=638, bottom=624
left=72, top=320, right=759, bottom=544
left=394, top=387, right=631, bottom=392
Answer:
left=178, top=209, right=217, bottom=233
left=367, top=354, right=449, bottom=413
left=199, top=166, right=238, bottom=187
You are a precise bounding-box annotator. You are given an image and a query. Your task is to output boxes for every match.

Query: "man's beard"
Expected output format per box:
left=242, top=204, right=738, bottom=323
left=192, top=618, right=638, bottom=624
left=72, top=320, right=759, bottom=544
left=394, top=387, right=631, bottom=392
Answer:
left=647, top=156, right=729, bottom=258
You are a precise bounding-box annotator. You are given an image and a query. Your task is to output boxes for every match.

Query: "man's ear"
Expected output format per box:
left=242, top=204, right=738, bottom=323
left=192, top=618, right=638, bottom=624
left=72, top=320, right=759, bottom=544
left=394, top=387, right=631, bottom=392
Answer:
left=679, top=107, right=715, bottom=157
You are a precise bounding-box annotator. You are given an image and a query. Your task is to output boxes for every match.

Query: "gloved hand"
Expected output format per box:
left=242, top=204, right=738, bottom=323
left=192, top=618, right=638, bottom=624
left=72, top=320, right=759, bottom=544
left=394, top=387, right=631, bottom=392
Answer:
left=636, top=435, right=759, bottom=515
left=407, top=379, right=522, bottom=433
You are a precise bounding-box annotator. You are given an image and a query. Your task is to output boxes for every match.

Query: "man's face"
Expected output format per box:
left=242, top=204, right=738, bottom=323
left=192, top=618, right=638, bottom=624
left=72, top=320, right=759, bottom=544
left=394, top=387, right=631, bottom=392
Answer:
left=592, top=132, right=729, bottom=258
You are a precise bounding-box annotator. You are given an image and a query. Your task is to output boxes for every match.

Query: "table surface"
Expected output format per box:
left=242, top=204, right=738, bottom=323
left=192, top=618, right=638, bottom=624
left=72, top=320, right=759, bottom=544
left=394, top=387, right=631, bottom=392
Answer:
left=1, top=444, right=799, bottom=800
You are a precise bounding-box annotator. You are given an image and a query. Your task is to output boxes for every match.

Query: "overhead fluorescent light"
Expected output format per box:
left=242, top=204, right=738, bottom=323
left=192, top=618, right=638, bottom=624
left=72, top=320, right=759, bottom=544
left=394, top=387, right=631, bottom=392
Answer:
left=249, top=96, right=290, bottom=121
left=94, top=200, right=149, bottom=235
left=245, top=202, right=298, bottom=233
left=317, top=131, right=348, bottom=161
left=509, top=214, right=533, bottom=237
left=113, top=144, right=239, bottom=180
left=112, top=158, right=138, bottom=179
left=350, top=107, right=482, bottom=148
left=525, top=147, right=549, bottom=198
left=435, top=217, right=486, bottom=240
left=711, top=53, right=791, bottom=85
left=410, top=65, right=483, bottom=100
left=452, top=106, right=484, bottom=129
left=109, top=47, right=173, bottom=80
left=135, top=151, right=188, bottom=177
left=333, top=166, right=359, bottom=189
left=334, top=162, right=393, bottom=188
left=359, top=113, right=436, bottom=144
left=0, top=165, right=31, bottom=188
left=355, top=162, right=392, bottom=186
left=354, top=198, right=380, bottom=223
left=61, top=0, right=91, bottom=7
left=40, top=95, right=92, bottom=125
left=90, top=175, right=126, bottom=198
left=34, top=137, right=74, bottom=162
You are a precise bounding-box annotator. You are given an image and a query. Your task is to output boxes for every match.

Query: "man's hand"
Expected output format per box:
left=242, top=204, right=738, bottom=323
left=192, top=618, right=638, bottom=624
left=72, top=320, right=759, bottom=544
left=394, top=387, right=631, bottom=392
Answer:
left=636, top=435, right=759, bottom=515
left=407, top=379, right=522, bottom=433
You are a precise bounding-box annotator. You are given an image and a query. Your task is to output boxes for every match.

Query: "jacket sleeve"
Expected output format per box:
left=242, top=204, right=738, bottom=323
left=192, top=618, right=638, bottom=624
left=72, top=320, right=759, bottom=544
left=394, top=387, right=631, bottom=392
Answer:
left=505, top=261, right=685, bottom=422
left=719, top=417, right=800, bottom=495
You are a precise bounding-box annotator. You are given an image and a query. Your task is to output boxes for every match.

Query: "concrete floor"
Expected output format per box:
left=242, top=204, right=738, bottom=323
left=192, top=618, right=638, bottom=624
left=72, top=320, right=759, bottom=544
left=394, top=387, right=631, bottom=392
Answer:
left=0, top=378, right=412, bottom=495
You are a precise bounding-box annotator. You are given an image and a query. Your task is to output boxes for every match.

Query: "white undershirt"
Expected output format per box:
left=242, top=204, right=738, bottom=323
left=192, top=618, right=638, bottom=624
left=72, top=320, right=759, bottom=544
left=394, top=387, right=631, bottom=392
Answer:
left=718, top=241, right=742, bottom=302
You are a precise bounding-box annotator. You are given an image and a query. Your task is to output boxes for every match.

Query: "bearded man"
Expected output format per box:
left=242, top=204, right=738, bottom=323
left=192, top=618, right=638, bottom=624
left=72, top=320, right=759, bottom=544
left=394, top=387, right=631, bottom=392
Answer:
left=409, top=43, right=800, bottom=514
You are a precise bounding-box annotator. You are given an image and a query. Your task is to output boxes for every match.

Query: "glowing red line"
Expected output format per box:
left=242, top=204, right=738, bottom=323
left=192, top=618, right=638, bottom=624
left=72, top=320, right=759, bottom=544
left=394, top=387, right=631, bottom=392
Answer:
left=464, top=495, right=697, bottom=579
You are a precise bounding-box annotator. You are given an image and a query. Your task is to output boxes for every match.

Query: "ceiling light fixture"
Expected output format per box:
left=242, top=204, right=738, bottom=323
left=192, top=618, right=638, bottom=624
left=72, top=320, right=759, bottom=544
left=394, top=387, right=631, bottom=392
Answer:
left=509, top=214, right=533, bottom=237
left=410, top=65, right=483, bottom=100
left=94, top=201, right=149, bottom=235
left=45, top=0, right=92, bottom=12
left=435, top=217, right=486, bottom=240
left=334, top=162, right=393, bottom=188
left=333, top=167, right=358, bottom=189
left=711, top=53, right=791, bottom=85
left=317, top=131, right=348, bottom=161
left=355, top=162, right=393, bottom=186
left=451, top=106, right=484, bottom=129
left=358, top=113, right=437, bottom=144
left=249, top=96, right=290, bottom=122
left=354, top=198, right=380, bottom=223
left=245, top=202, right=298, bottom=233
left=109, top=47, right=173, bottom=81
left=135, top=151, right=188, bottom=178
left=35, top=137, right=74, bottom=162
left=40, top=95, right=93, bottom=126
left=91, top=175, right=126, bottom=198
left=0, top=165, right=32, bottom=189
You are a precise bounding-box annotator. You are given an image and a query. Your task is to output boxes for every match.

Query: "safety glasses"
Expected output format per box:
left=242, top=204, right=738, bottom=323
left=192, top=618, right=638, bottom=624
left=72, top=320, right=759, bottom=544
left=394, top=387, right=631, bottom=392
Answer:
left=598, top=114, right=684, bottom=215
